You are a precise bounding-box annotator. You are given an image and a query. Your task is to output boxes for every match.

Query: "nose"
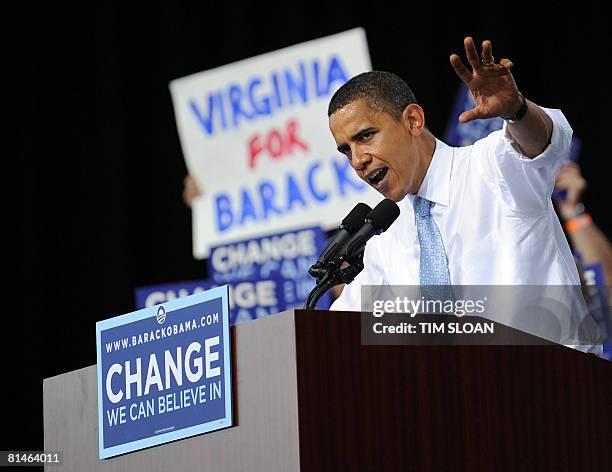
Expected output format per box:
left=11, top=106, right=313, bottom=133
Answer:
left=351, top=148, right=371, bottom=172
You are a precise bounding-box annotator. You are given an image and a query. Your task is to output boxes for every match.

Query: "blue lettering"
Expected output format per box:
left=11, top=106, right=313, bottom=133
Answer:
left=188, top=57, right=351, bottom=136
left=271, top=72, right=283, bottom=109
left=189, top=94, right=216, bottom=136
left=239, top=188, right=258, bottom=224
left=308, top=161, right=330, bottom=202
left=325, top=55, right=350, bottom=95
left=212, top=161, right=339, bottom=234
left=259, top=181, right=282, bottom=221
left=248, top=77, right=272, bottom=116
left=218, top=92, right=228, bottom=130
left=286, top=174, right=307, bottom=211
left=229, top=84, right=254, bottom=126
left=313, top=59, right=325, bottom=97
left=285, top=62, right=308, bottom=105
left=215, top=194, right=234, bottom=232
left=333, top=159, right=366, bottom=196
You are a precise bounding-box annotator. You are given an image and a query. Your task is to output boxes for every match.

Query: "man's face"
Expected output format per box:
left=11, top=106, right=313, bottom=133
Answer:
left=329, top=99, right=424, bottom=202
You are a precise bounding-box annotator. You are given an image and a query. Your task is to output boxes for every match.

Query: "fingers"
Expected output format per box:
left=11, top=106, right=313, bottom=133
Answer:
left=481, top=40, right=494, bottom=65
left=566, top=187, right=583, bottom=206
left=463, top=36, right=482, bottom=69
left=462, top=37, right=505, bottom=68
left=554, top=175, right=569, bottom=189
left=561, top=160, right=580, bottom=171
left=557, top=164, right=581, bottom=179
left=554, top=171, right=587, bottom=193
left=182, top=174, right=203, bottom=208
left=450, top=53, right=472, bottom=84
left=459, top=109, right=479, bottom=124
left=555, top=170, right=575, bottom=183
left=452, top=37, right=500, bottom=79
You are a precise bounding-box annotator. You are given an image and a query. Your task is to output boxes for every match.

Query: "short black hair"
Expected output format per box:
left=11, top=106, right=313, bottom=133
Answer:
left=328, top=71, right=418, bottom=121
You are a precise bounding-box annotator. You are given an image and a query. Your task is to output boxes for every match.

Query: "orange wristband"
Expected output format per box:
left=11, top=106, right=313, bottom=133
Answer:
left=565, top=214, right=592, bottom=233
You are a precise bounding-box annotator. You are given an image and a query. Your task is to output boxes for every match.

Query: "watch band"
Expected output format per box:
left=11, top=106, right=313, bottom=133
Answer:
left=502, top=93, right=528, bottom=123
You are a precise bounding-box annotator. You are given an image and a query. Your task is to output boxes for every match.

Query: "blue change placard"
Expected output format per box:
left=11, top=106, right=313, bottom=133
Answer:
left=134, top=279, right=217, bottom=310
left=207, top=225, right=331, bottom=323
left=96, top=285, right=233, bottom=459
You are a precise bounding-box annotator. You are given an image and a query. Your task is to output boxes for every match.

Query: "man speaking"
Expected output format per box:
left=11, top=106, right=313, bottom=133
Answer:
left=327, top=37, right=600, bottom=353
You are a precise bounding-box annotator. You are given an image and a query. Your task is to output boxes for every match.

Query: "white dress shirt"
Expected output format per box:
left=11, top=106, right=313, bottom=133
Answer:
left=331, top=108, right=601, bottom=353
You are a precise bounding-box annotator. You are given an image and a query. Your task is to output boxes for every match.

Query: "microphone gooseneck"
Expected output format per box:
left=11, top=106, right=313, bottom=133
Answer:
left=304, top=199, right=400, bottom=309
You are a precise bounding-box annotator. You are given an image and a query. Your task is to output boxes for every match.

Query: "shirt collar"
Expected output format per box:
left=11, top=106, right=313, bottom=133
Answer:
left=415, top=138, right=453, bottom=207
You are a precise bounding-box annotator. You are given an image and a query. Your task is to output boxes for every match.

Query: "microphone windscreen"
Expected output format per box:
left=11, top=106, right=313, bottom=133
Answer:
left=367, top=199, right=400, bottom=232
left=341, top=202, right=372, bottom=232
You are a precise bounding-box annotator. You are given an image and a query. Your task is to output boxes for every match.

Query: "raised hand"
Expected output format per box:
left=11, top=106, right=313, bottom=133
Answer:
left=450, top=37, right=522, bottom=123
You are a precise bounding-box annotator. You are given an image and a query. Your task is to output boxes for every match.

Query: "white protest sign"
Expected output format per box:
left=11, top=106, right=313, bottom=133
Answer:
left=170, top=28, right=381, bottom=259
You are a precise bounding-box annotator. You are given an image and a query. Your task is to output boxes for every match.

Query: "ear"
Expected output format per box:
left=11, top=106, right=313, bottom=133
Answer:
left=401, top=104, right=426, bottom=136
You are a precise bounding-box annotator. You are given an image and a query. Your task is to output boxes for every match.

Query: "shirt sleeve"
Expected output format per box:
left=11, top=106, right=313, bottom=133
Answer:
left=474, top=108, right=573, bottom=216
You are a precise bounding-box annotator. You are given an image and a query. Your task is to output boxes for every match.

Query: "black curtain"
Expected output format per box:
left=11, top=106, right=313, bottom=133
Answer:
left=5, top=3, right=609, bottom=449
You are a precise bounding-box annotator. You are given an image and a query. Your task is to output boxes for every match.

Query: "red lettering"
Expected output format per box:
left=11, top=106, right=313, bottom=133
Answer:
left=286, top=119, right=309, bottom=153
left=267, top=130, right=284, bottom=158
left=245, top=119, right=310, bottom=169
left=248, top=134, right=264, bottom=168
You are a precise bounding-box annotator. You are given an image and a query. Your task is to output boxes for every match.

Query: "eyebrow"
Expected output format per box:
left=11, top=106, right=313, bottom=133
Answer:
left=336, top=127, right=376, bottom=154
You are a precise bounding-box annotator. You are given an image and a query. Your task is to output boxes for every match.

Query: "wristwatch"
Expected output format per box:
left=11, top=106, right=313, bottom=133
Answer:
left=502, top=93, right=528, bottom=123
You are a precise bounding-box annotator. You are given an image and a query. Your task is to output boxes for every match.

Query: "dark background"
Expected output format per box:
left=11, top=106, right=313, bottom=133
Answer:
left=5, top=3, right=610, bottom=450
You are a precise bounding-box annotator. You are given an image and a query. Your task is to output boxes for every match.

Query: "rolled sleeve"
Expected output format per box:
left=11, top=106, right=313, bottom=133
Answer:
left=500, top=108, right=572, bottom=171
left=478, top=108, right=573, bottom=215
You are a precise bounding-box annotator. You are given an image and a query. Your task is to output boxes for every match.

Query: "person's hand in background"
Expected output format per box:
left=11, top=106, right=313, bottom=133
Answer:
left=554, top=161, right=587, bottom=219
left=182, top=174, right=202, bottom=208
left=554, top=161, right=612, bottom=286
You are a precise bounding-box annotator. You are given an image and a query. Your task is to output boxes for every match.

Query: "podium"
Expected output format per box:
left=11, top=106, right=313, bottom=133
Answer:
left=44, top=309, right=612, bottom=471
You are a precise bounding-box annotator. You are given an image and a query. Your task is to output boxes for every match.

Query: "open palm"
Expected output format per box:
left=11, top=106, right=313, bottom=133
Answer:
left=450, top=37, right=521, bottom=123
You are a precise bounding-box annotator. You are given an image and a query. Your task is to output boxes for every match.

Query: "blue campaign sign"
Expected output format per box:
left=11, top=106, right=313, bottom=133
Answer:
left=96, top=285, right=233, bottom=459
left=134, top=279, right=217, bottom=309
left=583, top=263, right=612, bottom=361
left=208, top=226, right=331, bottom=324
left=135, top=277, right=321, bottom=325
left=444, top=83, right=504, bottom=146
left=583, top=262, right=605, bottom=289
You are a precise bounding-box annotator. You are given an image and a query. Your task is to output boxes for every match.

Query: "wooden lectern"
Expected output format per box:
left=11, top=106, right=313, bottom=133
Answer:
left=44, top=309, right=611, bottom=471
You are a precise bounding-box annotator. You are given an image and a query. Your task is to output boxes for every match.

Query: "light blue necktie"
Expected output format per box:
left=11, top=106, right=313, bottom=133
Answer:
left=414, top=196, right=453, bottom=305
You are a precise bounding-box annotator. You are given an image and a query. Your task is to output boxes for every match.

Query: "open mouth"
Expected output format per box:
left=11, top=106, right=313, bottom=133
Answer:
left=366, top=167, right=388, bottom=187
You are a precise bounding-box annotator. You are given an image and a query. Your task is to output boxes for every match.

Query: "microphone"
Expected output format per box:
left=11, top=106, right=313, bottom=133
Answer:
left=330, top=199, right=400, bottom=266
left=308, top=202, right=372, bottom=279
left=303, top=199, right=400, bottom=310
